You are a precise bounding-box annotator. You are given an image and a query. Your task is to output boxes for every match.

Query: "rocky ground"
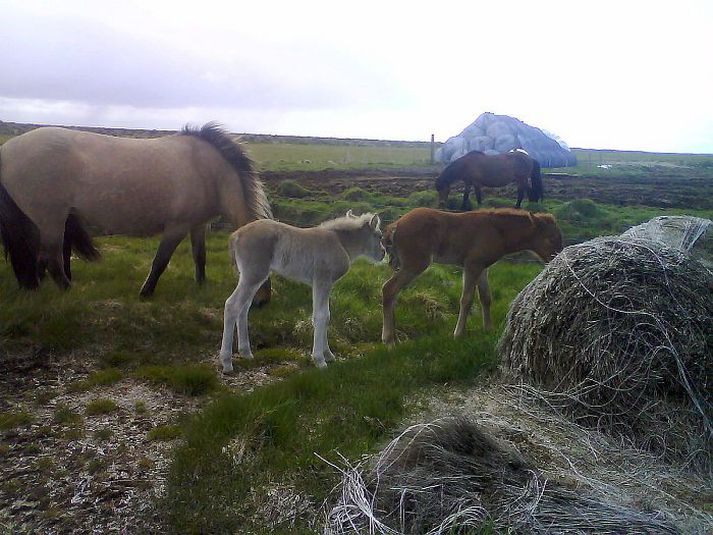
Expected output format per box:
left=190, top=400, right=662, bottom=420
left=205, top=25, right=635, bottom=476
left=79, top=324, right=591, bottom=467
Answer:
left=0, top=352, right=286, bottom=534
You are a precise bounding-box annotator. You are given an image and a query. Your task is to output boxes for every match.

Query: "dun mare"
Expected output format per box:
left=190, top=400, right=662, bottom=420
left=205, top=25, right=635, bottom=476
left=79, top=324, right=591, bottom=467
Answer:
left=0, top=123, right=272, bottom=299
left=219, top=211, right=385, bottom=373
left=381, top=207, right=562, bottom=344
left=436, top=150, right=543, bottom=210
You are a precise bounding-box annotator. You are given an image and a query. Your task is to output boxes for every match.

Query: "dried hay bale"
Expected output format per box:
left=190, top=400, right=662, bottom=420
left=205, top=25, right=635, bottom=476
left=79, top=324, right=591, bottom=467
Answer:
left=499, top=235, right=713, bottom=472
left=322, top=416, right=683, bottom=534
left=621, top=215, right=713, bottom=274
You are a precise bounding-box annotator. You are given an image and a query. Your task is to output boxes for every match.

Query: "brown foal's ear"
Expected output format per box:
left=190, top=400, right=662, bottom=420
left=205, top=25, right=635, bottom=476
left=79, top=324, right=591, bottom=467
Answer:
left=369, top=214, right=381, bottom=230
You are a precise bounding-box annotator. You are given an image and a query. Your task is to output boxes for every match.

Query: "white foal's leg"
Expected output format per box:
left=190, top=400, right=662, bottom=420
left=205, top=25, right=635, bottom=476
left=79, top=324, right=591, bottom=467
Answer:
left=219, top=285, right=241, bottom=373
left=311, top=280, right=333, bottom=368
left=219, top=277, right=264, bottom=373
left=235, top=278, right=266, bottom=361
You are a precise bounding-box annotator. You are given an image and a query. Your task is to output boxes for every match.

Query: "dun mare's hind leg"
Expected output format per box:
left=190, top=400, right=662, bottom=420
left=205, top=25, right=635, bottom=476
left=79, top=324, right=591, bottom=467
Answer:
left=63, top=227, right=72, bottom=281
left=252, top=278, right=272, bottom=307
left=40, top=238, right=70, bottom=290
left=382, top=262, right=429, bottom=345
left=190, top=225, right=207, bottom=285
left=453, top=262, right=488, bottom=337
left=140, top=227, right=187, bottom=297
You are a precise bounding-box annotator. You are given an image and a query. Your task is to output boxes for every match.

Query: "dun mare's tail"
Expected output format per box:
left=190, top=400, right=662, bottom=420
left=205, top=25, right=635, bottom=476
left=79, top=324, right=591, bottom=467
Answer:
left=65, top=211, right=100, bottom=262
left=1, top=150, right=100, bottom=289
left=0, top=156, right=39, bottom=288
left=527, top=159, right=544, bottom=202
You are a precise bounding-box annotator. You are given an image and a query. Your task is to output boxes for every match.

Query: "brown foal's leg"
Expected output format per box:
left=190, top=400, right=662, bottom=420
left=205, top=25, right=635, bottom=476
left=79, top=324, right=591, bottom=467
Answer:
left=476, top=269, right=492, bottom=331
left=381, top=263, right=428, bottom=345
left=454, top=262, right=485, bottom=337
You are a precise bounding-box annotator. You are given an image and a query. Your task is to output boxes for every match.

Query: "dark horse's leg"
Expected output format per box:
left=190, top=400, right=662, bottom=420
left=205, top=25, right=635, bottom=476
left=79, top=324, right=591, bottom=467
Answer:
left=190, top=224, right=207, bottom=285
left=474, top=186, right=483, bottom=207
left=140, top=227, right=187, bottom=298
left=515, top=175, right=529, bottom=209
left=461, top=184, right=473, bottom=211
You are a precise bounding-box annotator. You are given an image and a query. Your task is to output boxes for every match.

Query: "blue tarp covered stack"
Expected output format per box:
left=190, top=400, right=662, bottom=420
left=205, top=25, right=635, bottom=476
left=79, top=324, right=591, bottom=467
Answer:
left=436, top=112, right=577, bottom=168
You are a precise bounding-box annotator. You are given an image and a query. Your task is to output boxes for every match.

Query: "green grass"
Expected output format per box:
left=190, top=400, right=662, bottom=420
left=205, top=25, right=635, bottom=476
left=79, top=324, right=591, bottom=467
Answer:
left=68, top=367, right=123, bottom=393
left=245, top=141, right=433, bottom=171
left=163, top=333, right=499, bottom=533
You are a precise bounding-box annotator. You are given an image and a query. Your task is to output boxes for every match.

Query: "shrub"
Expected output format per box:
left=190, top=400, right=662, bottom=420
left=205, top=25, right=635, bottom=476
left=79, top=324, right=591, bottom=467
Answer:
left=148, top=425, right=182, bottom=442
left=277, top=180, right=312, bottom=198
left=85, top=398, right=119, bottom=415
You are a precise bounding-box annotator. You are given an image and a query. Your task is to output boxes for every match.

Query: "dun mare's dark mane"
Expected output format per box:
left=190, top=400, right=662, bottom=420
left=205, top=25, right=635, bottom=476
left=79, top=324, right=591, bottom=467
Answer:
left=181, top=123, right=272, bottom=220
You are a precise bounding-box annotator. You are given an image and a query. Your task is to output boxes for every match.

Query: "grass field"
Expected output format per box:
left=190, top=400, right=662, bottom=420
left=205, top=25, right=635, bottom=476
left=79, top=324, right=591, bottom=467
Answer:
left=1, top=128, right=713, bottom=532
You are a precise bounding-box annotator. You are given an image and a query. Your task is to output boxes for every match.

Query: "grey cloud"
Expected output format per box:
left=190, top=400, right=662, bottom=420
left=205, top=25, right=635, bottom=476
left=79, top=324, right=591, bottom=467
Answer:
left=1, top=13, right=404, bottom=112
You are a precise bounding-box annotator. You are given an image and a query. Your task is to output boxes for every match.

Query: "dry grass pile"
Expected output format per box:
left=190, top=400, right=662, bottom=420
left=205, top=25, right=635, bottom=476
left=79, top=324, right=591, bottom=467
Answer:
left=322, top=416, right=686, bottom=534
left=621, top=215, right=712, bottom=273
left=498, top=233, right=713, bottom=472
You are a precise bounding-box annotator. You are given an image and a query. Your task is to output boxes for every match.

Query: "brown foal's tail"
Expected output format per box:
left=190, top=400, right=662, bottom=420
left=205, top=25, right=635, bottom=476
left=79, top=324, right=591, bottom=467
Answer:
left=0, top=153, right=40, bottom=289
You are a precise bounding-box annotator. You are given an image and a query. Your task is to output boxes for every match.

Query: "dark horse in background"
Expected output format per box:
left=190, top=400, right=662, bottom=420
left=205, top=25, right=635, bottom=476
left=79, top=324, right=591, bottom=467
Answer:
left=435, top=149, right=543, bottom=210
left=0, top=122, right=273, bottom=301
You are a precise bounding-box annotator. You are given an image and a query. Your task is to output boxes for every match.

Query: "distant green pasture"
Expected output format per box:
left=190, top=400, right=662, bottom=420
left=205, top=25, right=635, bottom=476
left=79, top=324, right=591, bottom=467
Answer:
left=244, top=140, right=433, bottom=171
left=566, top=148, right=713, bottom=176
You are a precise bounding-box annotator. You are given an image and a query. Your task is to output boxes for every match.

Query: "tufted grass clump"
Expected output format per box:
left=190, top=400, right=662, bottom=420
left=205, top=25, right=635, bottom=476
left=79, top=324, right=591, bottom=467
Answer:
left=0, top=411, right=35, bottom=430
left=85, top=398, right=119, bottom=416
left=134, top=364, right=220, bottom=396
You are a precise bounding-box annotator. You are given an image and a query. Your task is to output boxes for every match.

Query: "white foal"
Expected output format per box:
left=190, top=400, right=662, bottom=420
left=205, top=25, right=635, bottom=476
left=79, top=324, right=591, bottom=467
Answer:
left=219, top=211, right=385, bottom=372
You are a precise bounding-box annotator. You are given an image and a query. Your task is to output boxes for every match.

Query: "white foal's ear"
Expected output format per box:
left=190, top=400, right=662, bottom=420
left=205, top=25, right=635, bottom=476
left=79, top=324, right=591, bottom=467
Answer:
left=346, top=209, right=355, bottom=218
left=369, top=214, right=381, bottom=230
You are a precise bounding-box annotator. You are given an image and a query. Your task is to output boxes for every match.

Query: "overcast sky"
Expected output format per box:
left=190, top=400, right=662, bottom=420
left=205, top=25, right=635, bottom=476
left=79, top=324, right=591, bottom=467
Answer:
left=2, top=0, right=712, bottom=152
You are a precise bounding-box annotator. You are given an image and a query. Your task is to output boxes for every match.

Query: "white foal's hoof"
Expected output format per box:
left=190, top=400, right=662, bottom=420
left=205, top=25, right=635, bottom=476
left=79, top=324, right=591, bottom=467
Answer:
left=220, top=355, right=234, bottom=374
left=314, top=357, right=328, bottom=369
